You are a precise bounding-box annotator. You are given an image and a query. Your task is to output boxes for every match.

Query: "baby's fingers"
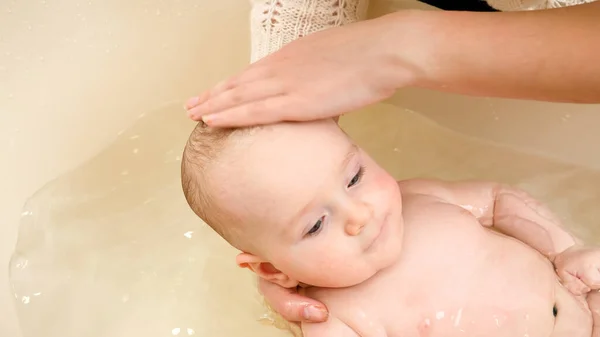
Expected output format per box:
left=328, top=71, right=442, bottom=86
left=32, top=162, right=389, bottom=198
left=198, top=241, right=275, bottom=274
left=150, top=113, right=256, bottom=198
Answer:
left=558, top=268, right=591, bottom=295
left=581, top=267, right=600, bottom=290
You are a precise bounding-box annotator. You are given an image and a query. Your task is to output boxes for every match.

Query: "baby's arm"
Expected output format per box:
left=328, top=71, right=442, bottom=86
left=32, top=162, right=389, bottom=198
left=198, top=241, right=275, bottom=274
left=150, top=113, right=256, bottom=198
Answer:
left=302, top=316, right=361, bottom=337
left=399, top=179, right=577, bottom=259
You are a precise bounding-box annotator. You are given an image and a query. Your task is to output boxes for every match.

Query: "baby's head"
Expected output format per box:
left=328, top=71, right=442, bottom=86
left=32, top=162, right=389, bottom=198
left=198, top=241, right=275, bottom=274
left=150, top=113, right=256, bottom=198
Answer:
left=181, top=119, right=404, bottom=288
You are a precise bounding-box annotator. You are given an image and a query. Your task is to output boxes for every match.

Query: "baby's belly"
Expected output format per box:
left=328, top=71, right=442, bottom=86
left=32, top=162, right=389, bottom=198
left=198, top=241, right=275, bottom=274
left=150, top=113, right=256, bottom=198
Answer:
left=386, top=230, right=559, bottom=337
left=308, top=211, right=564, bottom=337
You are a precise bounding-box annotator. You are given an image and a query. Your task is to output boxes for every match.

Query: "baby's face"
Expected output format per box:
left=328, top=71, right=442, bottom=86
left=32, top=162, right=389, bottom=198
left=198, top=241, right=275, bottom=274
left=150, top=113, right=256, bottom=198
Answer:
left=210, top=120, right=404, bottom=288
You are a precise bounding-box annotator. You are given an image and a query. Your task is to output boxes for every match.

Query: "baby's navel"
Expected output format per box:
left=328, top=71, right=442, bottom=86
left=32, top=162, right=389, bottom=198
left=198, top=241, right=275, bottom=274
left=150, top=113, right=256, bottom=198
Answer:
left=417, top=318, right=432, bottom=337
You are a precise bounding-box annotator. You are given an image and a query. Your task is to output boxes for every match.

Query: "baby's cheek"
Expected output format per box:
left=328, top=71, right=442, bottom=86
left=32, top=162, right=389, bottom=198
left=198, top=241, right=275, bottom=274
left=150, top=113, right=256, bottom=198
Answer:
left=371, top=170, right=399, bottom=196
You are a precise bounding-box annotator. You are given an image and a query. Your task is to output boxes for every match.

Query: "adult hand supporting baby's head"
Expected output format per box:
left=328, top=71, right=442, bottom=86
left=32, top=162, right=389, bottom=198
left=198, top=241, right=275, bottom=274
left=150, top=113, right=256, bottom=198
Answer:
left=258, top=277, right=329, bottom=323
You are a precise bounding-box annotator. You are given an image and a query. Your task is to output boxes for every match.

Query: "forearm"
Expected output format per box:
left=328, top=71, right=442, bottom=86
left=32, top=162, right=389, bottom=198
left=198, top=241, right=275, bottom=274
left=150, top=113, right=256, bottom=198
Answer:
left=488, top=184, right=577, bottom=258
left=403, top=179, right=578, bottom=258
left=383, top=3, right=600, bottom=103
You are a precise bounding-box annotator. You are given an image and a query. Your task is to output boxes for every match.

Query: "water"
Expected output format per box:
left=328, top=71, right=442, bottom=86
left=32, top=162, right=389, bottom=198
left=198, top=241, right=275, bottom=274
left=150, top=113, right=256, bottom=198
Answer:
left=8, top=103, right=600, bottom=337
left=3, top=0, right=600, bottom=335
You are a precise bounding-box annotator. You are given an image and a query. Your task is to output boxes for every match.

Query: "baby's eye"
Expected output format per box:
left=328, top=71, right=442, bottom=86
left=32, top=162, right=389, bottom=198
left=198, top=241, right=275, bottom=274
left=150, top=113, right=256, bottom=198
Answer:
left=307, top=216, right=324, bottom=236
left=347, top=166, right=365, bottom=188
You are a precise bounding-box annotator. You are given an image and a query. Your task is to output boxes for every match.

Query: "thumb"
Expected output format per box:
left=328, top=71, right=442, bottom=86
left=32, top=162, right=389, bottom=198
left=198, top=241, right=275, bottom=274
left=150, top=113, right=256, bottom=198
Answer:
left=258, top=278, right=329, bottom=323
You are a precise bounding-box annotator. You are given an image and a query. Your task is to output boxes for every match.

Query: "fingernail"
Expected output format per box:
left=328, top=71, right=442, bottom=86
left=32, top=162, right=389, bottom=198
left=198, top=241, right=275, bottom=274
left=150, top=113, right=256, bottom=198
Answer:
left=302, top=305, right=328, bottom=322
left=185, top=96, right=201, bottom=110
left=202, top=114, right=218, bottom=126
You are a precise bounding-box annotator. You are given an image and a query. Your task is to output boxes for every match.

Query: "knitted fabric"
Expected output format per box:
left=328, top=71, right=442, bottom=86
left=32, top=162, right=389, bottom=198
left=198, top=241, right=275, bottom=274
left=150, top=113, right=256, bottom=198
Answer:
left=249, top=0, right=370, bottom=63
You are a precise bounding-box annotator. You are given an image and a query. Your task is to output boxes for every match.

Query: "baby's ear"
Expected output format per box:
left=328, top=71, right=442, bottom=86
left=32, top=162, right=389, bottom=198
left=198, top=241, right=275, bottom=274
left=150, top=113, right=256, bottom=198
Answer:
left=236, top=253, right=298, bottom=288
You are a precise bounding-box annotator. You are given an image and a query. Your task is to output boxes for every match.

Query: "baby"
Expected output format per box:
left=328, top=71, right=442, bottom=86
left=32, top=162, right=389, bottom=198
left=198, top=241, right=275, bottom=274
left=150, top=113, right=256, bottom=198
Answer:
left=180, top=118, right=600, bottom=337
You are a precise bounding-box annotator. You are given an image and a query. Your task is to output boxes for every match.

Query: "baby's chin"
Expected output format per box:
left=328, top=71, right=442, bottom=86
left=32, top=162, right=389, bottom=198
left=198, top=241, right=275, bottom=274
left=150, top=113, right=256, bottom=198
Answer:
left=300, top=236, right=405, bottom=288
left=300, top=264, right=387, bottom=289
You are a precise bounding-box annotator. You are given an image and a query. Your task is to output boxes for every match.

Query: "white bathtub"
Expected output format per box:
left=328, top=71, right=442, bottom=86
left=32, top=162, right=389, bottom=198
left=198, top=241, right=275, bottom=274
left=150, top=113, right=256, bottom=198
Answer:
left=1, top=0, right=599, bottom=336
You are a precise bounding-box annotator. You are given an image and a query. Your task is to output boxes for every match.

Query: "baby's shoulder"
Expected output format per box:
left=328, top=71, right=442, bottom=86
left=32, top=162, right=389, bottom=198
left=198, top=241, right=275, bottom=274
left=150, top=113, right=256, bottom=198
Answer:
left=397, top=178, right=450, bottom=196
left=302, top=277, right=398, bottom=336
left=301, top=316, right=362, bottom=337
left=301, top=300, right=388, bottom=337
left=397, top=179, right=452, bottom=209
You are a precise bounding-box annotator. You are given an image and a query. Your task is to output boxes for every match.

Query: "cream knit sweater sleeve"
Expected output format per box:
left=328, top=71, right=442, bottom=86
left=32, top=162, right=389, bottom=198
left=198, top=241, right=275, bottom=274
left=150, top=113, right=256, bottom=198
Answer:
left=249, top=0, right=370, bottom=63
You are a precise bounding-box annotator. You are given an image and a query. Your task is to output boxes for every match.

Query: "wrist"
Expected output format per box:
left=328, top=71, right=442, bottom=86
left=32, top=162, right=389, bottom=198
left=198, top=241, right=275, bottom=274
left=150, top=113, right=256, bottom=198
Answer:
left=375, top=10, right=441, bottom=90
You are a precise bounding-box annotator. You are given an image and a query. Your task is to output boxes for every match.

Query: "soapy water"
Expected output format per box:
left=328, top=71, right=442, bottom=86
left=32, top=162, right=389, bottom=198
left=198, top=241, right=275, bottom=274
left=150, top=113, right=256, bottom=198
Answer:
left=8, top=102, right=600, bottom=337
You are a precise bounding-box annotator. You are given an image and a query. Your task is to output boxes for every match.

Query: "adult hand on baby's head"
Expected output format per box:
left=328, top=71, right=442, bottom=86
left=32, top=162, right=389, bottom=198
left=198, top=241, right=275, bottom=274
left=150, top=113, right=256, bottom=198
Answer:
left=185, top=13, right=413, bottom=127
left=258, top=277, right=329, bottom=323
left=553, top=245, right=600, bottom=296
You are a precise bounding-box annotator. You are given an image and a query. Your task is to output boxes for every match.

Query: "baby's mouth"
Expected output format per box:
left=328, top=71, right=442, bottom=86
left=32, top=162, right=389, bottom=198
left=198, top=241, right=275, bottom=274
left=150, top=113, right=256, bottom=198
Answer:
left=366, top=213, right=389, bottom=252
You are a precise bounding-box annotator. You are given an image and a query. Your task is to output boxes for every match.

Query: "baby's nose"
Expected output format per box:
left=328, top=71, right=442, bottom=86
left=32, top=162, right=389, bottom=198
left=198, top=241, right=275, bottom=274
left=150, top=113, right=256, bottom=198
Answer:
left=345, top=201, right=374, bottom=236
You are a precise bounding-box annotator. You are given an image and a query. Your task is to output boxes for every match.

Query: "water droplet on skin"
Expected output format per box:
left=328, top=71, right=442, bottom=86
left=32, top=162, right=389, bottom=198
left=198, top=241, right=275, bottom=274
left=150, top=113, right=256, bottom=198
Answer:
left=183, top=231, right=193, bottom=239
left=171, top=327, right=180, bottom=335
left=436, top=311, right=445, bottom=320
left=187, top=328, right=195, bottom=335
left=21, top=296, right=30, bottom=304
left=453, top=308, right=463, bottom=327
left=132, top=148, right=139, bottom=154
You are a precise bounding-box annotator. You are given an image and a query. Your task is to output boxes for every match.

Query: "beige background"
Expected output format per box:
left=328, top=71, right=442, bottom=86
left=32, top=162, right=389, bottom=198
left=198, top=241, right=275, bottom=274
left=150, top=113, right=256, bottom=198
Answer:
left=1, top=0, right=599, bottom=336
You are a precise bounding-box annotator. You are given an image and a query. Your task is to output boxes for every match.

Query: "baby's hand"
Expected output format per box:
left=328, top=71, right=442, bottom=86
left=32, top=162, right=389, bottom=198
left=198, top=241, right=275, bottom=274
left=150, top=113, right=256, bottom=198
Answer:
left=553, top=245, right=600, bottom=295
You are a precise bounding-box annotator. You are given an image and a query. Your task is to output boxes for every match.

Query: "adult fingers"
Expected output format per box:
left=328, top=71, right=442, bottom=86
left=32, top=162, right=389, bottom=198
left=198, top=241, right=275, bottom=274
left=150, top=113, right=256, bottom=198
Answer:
left=187, top=80, right=286, bottom=122
left=185, top=64, right=274, bottom=110
left=201, top=94, right=315, bottom=127
left=258, top=279, right=329, bottom=323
